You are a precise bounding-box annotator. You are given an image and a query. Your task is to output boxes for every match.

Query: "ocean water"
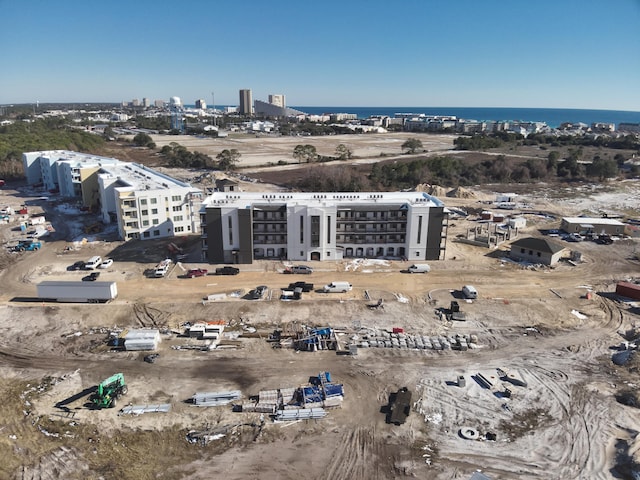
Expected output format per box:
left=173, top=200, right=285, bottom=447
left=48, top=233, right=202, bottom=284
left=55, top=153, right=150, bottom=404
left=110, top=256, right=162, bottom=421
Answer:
left=291, top=106, right=640, bottom=129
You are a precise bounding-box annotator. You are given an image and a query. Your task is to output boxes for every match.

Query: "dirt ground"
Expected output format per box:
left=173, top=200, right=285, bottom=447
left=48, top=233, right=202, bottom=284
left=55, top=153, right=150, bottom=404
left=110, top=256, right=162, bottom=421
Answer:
left=1, top=146, right=640, bottom=479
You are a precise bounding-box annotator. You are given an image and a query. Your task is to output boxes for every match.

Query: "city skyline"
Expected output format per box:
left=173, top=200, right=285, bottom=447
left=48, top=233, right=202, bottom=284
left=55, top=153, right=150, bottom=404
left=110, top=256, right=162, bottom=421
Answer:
left=1, top=0, right=639, bottom=111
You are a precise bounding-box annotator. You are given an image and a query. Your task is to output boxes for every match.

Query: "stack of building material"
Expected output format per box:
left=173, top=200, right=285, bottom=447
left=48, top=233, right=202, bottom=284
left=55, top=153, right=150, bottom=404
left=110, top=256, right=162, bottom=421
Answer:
left=119, top=404, right=171, bottom=415
left=187, top=323, right=205, bottom=338
left=186, top=321, right=225, bottom=343
left=191, top=390, right=241, bottom=407
left=275, top=408, right=327, bottom=421
left=124, top=329, right=161, bottom=351
left=280, top=387, right=297, bottom=407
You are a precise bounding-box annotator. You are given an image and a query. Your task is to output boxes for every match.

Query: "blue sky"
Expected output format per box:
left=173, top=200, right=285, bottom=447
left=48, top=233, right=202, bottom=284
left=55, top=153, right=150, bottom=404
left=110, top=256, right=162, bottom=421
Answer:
left=1, top=0, right=639, bottom=111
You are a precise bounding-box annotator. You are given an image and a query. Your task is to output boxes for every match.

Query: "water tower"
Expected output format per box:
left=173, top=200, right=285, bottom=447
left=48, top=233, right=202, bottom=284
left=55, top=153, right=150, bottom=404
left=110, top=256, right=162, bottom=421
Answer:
left=169, top=96, right=184, bottom=133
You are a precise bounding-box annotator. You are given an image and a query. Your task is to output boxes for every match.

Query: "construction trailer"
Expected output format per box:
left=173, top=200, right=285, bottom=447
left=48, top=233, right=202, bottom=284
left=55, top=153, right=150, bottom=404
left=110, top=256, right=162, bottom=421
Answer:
left=37, top=281, right=117, bottom=303
left=616, top=282, right=640, bottom=301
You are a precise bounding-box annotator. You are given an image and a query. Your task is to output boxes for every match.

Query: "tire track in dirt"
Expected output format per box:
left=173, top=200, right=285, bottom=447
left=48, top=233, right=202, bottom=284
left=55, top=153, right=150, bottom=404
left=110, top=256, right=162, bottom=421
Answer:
left=554, top=384, right=611, bottom=479
left=323, top=426, right=381, bottom=480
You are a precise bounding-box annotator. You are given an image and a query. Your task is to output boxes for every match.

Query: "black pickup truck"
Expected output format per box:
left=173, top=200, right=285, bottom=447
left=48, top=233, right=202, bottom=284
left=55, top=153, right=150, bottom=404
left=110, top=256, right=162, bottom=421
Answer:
left=287, top=281, right=314, bottom=292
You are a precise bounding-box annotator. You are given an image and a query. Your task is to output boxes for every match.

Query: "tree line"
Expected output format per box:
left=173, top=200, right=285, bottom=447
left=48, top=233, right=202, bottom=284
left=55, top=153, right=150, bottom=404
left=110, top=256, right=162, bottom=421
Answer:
left=292, top=151, right=631, bottom=192
left=0, top=118, right=105, bottom=179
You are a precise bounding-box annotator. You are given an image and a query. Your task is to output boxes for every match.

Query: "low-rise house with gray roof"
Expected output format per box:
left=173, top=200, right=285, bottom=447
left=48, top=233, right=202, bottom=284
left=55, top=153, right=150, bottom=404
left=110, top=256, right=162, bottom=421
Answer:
left=509, top=237, right=567, bottom=266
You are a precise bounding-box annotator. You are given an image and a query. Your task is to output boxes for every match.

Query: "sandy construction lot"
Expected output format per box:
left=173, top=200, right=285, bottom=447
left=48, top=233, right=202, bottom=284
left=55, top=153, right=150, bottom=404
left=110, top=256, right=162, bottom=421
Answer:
left=149, top=132, right=458, bottom=168
left=1, top=164, right=640, bottom=479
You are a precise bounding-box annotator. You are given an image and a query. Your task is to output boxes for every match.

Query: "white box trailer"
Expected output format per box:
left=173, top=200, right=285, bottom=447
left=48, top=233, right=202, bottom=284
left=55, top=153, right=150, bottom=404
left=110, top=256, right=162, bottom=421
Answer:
left=37, top=281, right=117, bottom=303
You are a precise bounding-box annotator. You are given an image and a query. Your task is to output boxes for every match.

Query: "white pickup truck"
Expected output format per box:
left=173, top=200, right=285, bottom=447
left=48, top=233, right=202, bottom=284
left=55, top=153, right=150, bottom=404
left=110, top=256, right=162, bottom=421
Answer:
left=154, top=259, right=172, bottom=277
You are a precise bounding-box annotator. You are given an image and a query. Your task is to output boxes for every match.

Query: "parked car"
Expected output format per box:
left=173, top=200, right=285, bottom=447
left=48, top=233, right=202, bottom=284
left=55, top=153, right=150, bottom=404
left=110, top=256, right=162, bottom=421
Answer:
left=287, top=281, right=314, bottom=292
left=285, top=265, right=313, bottom=274
left=99, top=258, right=114, bottom=269
left=251, top=285, right=268, bottom=299
left=68, top=261, right=86, bottom=271
left=567, top=233, right=583, bottom=242
left=186, top=268, right=208, bottom=278
left=596, top=234, right=614, bottom=245
left=82, top=272, right=101, bottom=282
left=215, top=266, right=239, bottom=275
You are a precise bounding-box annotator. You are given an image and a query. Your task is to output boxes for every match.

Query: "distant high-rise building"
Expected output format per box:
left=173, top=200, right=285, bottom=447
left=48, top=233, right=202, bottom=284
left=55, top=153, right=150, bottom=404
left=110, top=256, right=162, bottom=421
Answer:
left=142, top=98, right=151, bottom=108
left=195, top=99, right=207, bottom=110
left=239, top=89, right=253, bottom=115
left=131, top=99, right=140, bottom=107
left=268, top=94, right=285, bottom=108
left=154, top=99, right=165, bottom=108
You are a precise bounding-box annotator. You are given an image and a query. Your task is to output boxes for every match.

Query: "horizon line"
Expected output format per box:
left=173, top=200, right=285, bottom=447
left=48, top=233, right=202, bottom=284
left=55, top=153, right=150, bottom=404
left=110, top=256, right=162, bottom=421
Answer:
left=1, top=102, right=640, bottom=114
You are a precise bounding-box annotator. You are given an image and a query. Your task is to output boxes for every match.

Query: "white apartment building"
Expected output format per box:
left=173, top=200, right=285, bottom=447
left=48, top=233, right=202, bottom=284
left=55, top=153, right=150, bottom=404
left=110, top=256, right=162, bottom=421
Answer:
left=22, top=151, right=203, bottom=241
left=200, top=192, right=448, bottom=264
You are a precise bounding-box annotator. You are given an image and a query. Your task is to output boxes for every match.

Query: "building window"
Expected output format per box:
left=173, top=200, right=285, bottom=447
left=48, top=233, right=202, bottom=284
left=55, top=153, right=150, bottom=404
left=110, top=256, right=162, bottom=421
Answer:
left=153, top=230, right=160, bottom=236
left=143, top=231, right=150, bottom=238
left=300, top=215, right=304, bottom=243
left=537, top=252, right=541, bottom=257
left=140, top=199, right=147, bottom=205
left=327, top=252, right=331, bottom=257
left=529, top=250, right=533, bottom=255
left=327, top=216, right=331, bottom=244
left=142, top=220, right=149, bottom=226
left=520, top=248, right=525, bottom=254
left=141, top=210, right=148, bottom=216
left=172, top=195, right=181, bottom=201
left=153, top=219, right=159, bottom=225
left=417, top=216, right=423, bottom=244
left=175, top=226, right=184, bottom=233
left=150, top=198, right=157, bottom=204
left=151, top=208, right=158, bottom=215
left=228, top=216, right=233, bottom=244
left=172, top=205, right=182, bottom=212
left=173, top=215, right=183, bottom=222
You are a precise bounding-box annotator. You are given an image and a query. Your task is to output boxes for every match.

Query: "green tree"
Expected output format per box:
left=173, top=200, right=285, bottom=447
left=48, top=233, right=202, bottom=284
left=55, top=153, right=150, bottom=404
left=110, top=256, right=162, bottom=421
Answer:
left=587, top=156, right=618, bottom=181
left=216, top=149, right=241, bottom=170
left=293, top=144, right=318, bottom=163
left=132, top=132, right=155, bottom=148
left=402, top=138, right=423, bottom=154
left=335, top=144, right=352, bottom=160
left=547, top=151, right=560, bottom=171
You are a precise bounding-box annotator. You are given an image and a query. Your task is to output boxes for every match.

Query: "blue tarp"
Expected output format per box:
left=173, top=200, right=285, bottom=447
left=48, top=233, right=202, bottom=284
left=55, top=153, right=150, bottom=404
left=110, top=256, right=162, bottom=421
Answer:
left=324, top=384, right=343, bottom=397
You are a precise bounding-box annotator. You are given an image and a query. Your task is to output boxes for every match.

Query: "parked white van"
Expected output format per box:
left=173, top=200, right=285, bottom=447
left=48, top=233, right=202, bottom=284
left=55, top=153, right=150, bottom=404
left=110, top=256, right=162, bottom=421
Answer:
left=322, top=281, right=352, bottom=293
left=85, top=256, right=102, bottom=270
left=462, top=285, right=478, bottom=299
left=408, top=264, right=431, bottom=274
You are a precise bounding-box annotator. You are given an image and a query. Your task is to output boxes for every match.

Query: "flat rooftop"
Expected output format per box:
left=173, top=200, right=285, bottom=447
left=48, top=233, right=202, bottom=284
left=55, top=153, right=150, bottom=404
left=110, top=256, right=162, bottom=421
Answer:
left=101, top=162, right=192, bottom=191
left=202, top=191, right=445, bottom=208
left=563, top=217, right=625, bottom=225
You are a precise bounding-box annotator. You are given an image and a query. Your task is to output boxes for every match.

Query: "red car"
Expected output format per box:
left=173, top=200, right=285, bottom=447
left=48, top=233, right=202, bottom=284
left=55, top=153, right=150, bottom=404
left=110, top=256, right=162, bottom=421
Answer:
left=186, top=268, right=208, bottom=278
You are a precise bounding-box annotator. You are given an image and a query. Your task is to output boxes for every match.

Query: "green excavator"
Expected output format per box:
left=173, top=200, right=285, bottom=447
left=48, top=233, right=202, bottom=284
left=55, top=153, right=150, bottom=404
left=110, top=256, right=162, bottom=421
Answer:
left=92, top=373, right=128, bottom=408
